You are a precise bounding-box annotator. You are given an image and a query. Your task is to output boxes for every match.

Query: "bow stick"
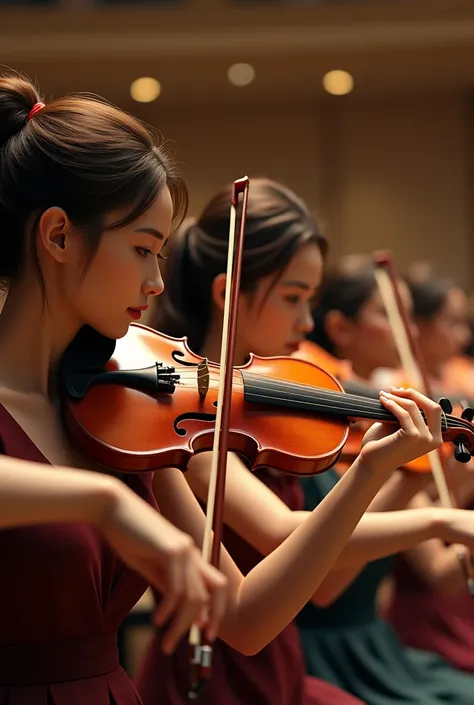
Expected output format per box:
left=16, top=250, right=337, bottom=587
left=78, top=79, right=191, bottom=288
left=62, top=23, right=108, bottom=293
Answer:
left=373, top=250, right=474, bottom=595
left=188, top=177, right=250, bottom=699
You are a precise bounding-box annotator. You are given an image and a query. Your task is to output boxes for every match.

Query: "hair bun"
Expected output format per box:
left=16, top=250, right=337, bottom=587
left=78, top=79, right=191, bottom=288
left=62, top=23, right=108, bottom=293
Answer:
left=0, top=69, right=41, bottom=147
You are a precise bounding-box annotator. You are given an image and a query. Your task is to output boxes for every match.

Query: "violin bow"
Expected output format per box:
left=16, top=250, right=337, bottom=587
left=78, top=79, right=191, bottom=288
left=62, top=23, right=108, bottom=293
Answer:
left=373, top=250, right=474, bottom=595
left=188, top=176, right=250, bottom=699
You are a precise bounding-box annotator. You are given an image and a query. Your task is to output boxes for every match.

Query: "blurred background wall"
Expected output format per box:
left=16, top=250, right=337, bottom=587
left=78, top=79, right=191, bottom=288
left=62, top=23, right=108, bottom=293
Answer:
left=2, top=0, right=474, bottom=287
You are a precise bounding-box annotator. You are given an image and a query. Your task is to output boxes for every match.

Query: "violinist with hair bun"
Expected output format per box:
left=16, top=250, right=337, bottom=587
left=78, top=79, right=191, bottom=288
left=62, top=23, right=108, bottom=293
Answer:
left=0, top=68, right=446, bottom=705
left=135, top=181, right=474, bottom=705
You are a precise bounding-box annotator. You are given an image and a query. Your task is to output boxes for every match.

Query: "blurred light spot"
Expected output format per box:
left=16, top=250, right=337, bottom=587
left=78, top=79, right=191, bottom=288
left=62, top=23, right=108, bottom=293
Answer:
left=227, top=63, right=255, bottom=87
left=322, top=70, right=354, bottom=96
left=130, top=77, right=161, bottom=103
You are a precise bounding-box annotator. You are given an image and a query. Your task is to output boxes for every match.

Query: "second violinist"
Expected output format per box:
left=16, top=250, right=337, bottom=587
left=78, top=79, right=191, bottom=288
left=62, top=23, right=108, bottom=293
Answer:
left=135, top=179, right=474, bottom=705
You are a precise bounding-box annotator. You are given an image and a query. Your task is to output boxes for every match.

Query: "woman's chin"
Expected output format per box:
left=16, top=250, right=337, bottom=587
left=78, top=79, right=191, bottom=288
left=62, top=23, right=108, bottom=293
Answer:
left=90, top=320, right=131, bottom=341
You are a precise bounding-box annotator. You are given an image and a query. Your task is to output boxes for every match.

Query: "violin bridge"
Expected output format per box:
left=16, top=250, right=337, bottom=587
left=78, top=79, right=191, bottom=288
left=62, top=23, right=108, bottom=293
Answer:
left=197, top=358, right=210, bottom=400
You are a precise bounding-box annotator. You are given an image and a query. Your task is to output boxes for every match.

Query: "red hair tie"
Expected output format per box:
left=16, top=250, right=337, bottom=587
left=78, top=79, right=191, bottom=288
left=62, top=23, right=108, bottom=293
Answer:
left=26, top=102, right=45, bottom=122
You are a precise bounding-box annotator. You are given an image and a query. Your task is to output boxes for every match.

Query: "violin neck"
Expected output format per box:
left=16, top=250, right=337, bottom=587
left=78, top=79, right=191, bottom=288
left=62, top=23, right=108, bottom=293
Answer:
left=242, top=372, right=446, bottom=430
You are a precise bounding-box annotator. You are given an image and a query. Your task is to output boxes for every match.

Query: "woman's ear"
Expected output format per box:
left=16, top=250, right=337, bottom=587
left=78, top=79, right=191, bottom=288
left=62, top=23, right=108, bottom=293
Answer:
left=324, top=309, right=355, bottom=349
left=211, top=273, right=228, bottom=312
left=37, top=207, right=72, bottom=263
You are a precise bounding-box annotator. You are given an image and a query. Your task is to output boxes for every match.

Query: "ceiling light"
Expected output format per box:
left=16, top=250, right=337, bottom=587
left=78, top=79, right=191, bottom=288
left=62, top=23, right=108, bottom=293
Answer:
left=322, top=70, right=354, bottom=96
left=227, top=63, right=255, bottom=87
left=130, top=77, right=161, bottom=103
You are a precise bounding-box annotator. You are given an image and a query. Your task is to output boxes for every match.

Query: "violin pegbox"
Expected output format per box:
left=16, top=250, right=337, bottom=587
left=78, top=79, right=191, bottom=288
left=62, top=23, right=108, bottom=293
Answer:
left=438, top=398, right=453, bottom=414
left=437, top=397, right=474, bottom=464
left=461, top=407, right=474, bottom=423
left=456, top=405, right=474, bottom=463
left=454, top=441, right=471, bottom=464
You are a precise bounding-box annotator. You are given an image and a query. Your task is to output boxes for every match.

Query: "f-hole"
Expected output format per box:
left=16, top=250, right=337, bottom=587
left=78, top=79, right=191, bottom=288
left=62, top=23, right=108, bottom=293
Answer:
left=174, top=412, right=217, bottom=436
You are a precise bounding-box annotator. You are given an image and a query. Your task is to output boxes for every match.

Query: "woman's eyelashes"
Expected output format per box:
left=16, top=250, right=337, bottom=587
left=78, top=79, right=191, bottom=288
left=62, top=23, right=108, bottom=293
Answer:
left=136, top=247, right=166, bottom=261
left=284, top=294, right=302, bottom=305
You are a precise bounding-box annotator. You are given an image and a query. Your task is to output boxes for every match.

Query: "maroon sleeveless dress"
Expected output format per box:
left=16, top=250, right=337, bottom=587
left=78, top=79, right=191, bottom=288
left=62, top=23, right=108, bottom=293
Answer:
left=388, top=549, right=474, bottom=672
left=0, top=403, right=157, bottom=704
left=135, top=469, right=365, bottom=705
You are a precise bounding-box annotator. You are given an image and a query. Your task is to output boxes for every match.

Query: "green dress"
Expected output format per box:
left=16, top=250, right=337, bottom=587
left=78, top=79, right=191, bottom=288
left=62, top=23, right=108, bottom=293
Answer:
left=296, top=470, right=474, bottom=705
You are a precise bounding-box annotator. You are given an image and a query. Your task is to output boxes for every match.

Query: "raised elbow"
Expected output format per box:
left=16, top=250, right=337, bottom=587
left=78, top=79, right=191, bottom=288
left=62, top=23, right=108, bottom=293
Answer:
left=227, top=632, right=267, bottom=656
left=310, top=586, right=339, bottom=608
left=237, top=641, right=264, bottom=657
left=220, top=626, right=271, bottom=656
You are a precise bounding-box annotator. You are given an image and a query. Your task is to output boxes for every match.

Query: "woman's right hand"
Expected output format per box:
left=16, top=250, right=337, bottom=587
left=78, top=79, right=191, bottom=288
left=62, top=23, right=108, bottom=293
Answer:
left=359, top=387, right=442, bottom=474
left=98, top=479, right=229, bottom=654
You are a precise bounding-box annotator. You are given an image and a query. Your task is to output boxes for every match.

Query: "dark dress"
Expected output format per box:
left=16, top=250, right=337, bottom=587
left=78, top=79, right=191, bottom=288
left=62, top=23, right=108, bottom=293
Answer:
left=135, top=468, right=365, bottom=705
left=388, top=547, right=474, bottom=672
left=0, top=403, right=156, bottom=704
left=297, top=470, right=474, bottom=705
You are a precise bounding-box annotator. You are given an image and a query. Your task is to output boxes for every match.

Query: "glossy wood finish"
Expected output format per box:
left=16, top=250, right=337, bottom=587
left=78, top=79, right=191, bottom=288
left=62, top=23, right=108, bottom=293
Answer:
left=63, top=325, right=474, bottom=476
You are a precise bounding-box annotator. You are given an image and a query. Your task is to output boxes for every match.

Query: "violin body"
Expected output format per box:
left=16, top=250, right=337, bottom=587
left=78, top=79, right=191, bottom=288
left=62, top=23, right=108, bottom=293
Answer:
left=63, top=324, right=349, bottom=476
left=295, top=340, right=349, bottom=380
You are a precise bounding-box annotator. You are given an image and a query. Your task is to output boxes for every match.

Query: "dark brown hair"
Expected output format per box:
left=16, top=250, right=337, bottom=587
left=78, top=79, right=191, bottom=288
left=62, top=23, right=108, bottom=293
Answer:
left=404, top=264, right=456, bottom=321
left=155, top=177, right=326, bottom=352
left=309, top=255, right=377, bottom=356
left=0, top=68, right=187, bottom=294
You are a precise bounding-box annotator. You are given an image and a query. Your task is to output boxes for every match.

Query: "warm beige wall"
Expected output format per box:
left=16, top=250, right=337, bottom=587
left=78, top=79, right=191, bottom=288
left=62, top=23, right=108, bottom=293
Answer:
left=134, top=92, right=473, bottom=290
left=148, top=104, right=324, bottom=219
left=321, top=95, right=472, bottom=286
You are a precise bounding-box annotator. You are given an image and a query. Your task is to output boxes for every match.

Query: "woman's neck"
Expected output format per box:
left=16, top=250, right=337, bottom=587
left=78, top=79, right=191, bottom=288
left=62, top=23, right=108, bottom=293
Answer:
left=332, top=345, right=373, bottom=382
left=200, top=325, right=249, bottom=368
left=348, top=359, right=375, bottom=382
left=421, top=353, right=443, bottom=382
left=0, top=282, right=81, bottom=398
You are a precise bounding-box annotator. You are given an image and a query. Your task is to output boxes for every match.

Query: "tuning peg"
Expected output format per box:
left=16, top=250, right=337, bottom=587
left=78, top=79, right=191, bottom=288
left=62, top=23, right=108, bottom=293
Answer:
left=462, top=407, right=474, bottom=423
left=455, top=441, right=471, bottom=464
left=438, top=398, right=453, bottom=414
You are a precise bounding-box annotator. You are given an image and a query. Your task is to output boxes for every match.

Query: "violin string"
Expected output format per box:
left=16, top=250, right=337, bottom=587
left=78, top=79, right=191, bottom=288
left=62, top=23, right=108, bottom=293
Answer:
left=172, top=364, right=438, bottom=411
left=173, top=367, right=427, bottom=413
left=171, top=376, right=468, bottom=433
left=170, top=371, right=469, bottom=433
left=244, top=376, right=470, bottom=432
left=170, top=380, right=468, bottom=435
left=169, top=362, right=473, bottom=423
left=243, top=371, right=469, bottom=423
left=154, top=363, right=470, bottom=433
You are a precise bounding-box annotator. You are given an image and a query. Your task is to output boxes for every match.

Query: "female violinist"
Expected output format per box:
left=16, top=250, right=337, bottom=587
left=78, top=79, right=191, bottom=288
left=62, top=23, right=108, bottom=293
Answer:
left=373, top=264, right=474, bottom=401
left=296, top=256, right=474, bottom=704
left=135, top=179, right=474, bottom=705
left=0, top=70, right=443, bottom=704
left=387, top=269, right=474, bottom=672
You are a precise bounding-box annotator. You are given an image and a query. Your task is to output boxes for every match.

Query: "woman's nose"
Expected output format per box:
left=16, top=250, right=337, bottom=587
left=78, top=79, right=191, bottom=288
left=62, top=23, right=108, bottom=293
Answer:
left=143, top=267, right=164, bottom=298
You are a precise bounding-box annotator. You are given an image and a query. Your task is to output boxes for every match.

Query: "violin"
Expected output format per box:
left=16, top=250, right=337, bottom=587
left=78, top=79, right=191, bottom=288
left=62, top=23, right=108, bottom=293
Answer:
left=294, top=339, right=350, bottom=380
left=293, top=340, right=437, bottom=474
left=60, top=323, right=474, bottom=478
